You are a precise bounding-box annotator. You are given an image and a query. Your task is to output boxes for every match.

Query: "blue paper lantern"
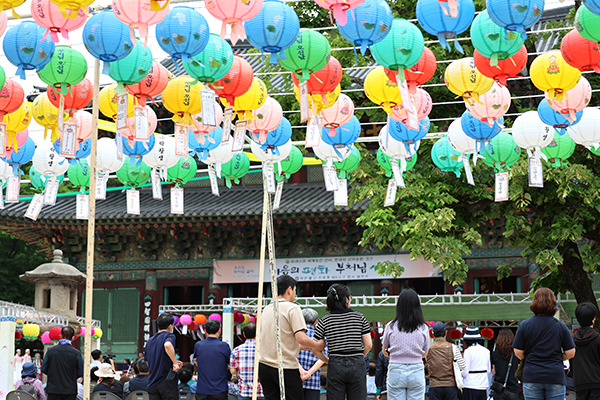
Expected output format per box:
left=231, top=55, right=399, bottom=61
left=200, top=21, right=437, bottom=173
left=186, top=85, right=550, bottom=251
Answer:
left=486, top=0, right=545, bottom=40
left=416, top=0, right=475, bottom=54
left=3, top=21, right=55, bottom=80
left=537, top=100, right=583, bottom=136
left=123, top=134, right=156, bottom=165
left=389, top=117, right=431, bottom=154
left=254, top=117, right=292, bottom=156
left=582, top=0, right=600, bottom=16
left=155, top=7, right=210, bottom=66
left=53, top=138, right=92, bottom=165
left=321, top=115, right=361, bottom=157
left=6, top=138, right=35, bottom=176
left=461, top=110, right=504, bottom=154
left=189, top=126, right=223, bottom=161
left=338, top=0, right=393, bottom=59
left=245, top=0, right=300, bottom=65
left=83, top=11, right=134, bottom=68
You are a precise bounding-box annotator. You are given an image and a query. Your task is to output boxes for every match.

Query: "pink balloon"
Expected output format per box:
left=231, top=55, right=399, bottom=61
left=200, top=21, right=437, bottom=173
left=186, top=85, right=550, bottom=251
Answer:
left=248, top=97, right=283, bottom=144
left=112, top=0, right=169, bottom=45
left=464, top=82, right=510, bottom=125
left=5, top=128, right=28, bottom=154
left=31, top=0, right=88, bottom=43
left=191, top=103, right=223, bottom=134
left=391, top=88, right=433, bottom=126
left=320, top=93, right=355, bottom=131
left=180, top=314, right=193, bottom=325
left=208, top=313, right=222, bottom=322
left=41, top=331, right=53, bottom=345
left=125, top=106, right=157, bottom=141
left=546, top=77, right=591, bottom=123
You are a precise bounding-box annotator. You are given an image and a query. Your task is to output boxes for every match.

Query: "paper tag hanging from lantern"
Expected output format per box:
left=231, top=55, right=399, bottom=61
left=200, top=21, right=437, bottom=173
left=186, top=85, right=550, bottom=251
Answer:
left=495, top=172, right=509, bottom=202
left=390, top=159, right=406, bottom=188
left=76, top=194, right=89, bottom=220
left=116, top=130, right=124, bottom=161
left=305, top=116, right=321, bottom=148
left=61, top=122, right=77, bottom=158
left=233, top=120, right=247, bottom=153
left=299, top=82, right=309, bottom=122
left=175, top=124, right=188, bottom=157
left=0, top=123, right=6, bottom=157
left=273, top=181, right=283, bottom=210
left=334, top=178, right=348, bottom=206
left=222, top=107, right=233, bottom=143
left=322, top=164, right=338, bottom=191
left=0, top=187, right=4, bottom=209
left=463, top=157, right=475, bottom=186
left=127, top=189, right=140, bottom=215
left=529, top=157, right=543, bottom=188
left=208, top=167, right=219, bottom=196
left=170, top=186, right=184, bottom=214
left=6, top=175, right=20, bottom=203
left=385, top=179, right=397, bottom=207
left=116, top=93, right=128, bottom=131
left=265, top=162, right=276, bottom=193
left=25, top=194, right=44, bottom=221
left=201, top=90, right=217, bottom=127
left=96, top=174, right=107, bottom=200
left=135, top=107, right=150, bottom=141
left=43, top=176, right=59, bottom=205
left=152, top=172, right=162, bottom=200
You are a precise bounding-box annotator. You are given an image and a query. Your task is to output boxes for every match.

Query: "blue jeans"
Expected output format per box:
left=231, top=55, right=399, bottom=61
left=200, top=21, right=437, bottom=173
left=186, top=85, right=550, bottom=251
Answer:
left=523, top=383, right=565, bottom=400
left=387, top=363, right=425, bottom=400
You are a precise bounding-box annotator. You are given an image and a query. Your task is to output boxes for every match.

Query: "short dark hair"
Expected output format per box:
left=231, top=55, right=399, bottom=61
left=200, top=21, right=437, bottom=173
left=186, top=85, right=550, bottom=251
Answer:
left=178, top=366, right=193, bottom=384
left=326, top=284, right=351, bottom=311
left=157, top=313, right=175, bottom=330
left=132, top=360, right=140, bottom=375
left=464, top=339, right=483, bottom=348
left=91, top=350, right=102, bottom=360
left=61, top=326, right=75, bottom=340
left=530, top=287, right=557, bottom=316
left=243, top=322, right=256, bottom=339
left=277, top=275, right=297, bottom=296
left=576, top=302, right=598, bottom=327
left=137, top=360, right=149, bottom=373
left=433, top=330, right=445, bottom=338
left=205, top=319, right=221, bottom=334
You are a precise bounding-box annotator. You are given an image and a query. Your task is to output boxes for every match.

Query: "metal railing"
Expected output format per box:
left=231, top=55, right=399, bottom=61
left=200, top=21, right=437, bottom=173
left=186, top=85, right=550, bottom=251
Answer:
left=0, top=300, right=101, bottom=328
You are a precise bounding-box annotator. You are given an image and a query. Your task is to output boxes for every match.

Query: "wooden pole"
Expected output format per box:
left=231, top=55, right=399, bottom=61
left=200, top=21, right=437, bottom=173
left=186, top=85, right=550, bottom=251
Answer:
left=82, top=58, right=101, bottom=400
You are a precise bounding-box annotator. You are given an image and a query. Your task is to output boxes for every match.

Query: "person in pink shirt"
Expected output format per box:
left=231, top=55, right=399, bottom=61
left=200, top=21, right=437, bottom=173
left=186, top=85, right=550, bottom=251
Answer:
left=16, top=362, right=46, bottom=400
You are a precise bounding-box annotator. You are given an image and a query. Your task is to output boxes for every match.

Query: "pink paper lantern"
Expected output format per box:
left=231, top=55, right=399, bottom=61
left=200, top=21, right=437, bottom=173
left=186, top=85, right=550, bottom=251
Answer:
left=208, top=313, right=222, bottom=322
left=4, top=129, right=28, bottom=157
left=124, top=106, right=158, bottom=142
left=112, top=0, right=169, bottom=45
left=191, top=103, right=223, bottom=135
left=0, top=12, right=7, bottom=38
left=79, top=327, right=95, bottom=337
left=313, top=0, right=366, bottom=26
left=545, top=76, right=591, bottom=123
left=70, top=110, right=93, bottom=150
left=391, top=88, right=432, bottom=126
left=465, top=82, right=511, bottom=124
left=249, top=316, right=256, bottom=323
left=31, top=0, right=88, bottom=43
left=320, top=93, right=354, bottom=133
left=41, top=331, right=53, bottom=345
left=204, top=0, right=263, bottom=45
left=180, top=314, right=192, bottom=334
left=248, top=97, right=283, bottom=144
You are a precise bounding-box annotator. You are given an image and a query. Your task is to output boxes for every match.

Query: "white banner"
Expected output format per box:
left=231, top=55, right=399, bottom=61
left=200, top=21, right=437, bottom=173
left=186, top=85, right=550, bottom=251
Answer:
left=0, top=318, right=16, bottom=396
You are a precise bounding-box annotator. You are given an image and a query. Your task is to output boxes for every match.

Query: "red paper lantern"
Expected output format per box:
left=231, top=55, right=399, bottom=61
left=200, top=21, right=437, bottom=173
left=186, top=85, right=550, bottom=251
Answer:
left=209, top=55, right=254, bottom=106
left=49, top=327, right=62, bottom=341
left=15, top=331, right=22, bottom=339
left=291, top=56, right=343, bottom=97
left=429, top=328, right=434, bottom=338
left=474, top=45, right=527, bottom=87
left=0, top=79, right=25, bottom=121
left=126, top=61, right=170, bottom=107
left=449, top=328, right=462, bottom=340
left=48, top=78, right=93, bottom=117
left=385, top=47, right=437, bottom=95
left=561, top=30, right=600, bottom=74
left=481, top=328, right=494, bottom=340
left=370, top=330, right=376, bottom=340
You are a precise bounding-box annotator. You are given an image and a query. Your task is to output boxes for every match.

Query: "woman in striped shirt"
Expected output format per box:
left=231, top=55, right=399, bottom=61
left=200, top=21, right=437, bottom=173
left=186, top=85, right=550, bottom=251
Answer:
left=314, top=284, right=373, bottom=400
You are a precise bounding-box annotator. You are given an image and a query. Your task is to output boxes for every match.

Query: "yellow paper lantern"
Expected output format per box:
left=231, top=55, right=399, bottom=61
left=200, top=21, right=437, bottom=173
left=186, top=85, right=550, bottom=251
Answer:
left=5, top=102, right=31, bottom=152
left=32, top=93, right=67, bottom=143
left=221, top=77, right=267, bottom=121
left=2, top=0, right=25, bottom=18
left=444, top=57, right=494, bottom=105
left=22, top=323, right=40, bottom=341
left=49, top=0, right=92, bottom=19
left=364, top=66, right=402, bottom=115
left=162, top=76, right=203, bottom=126
left=99, top=84, right=136, bottom=121
left=92, top=327, right=103, bottom=339
left=293, top=84, right=341, bottom=116
left=530, top=50, right=581, bottom=101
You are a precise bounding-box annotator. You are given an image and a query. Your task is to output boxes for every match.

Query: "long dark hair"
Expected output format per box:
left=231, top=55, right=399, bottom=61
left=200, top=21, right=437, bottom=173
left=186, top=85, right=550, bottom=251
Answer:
left=392, top=288, right=426, bottom=333
left=496, top=329, right=515, bottom=360
left=326, top=284, right=351, bottom=311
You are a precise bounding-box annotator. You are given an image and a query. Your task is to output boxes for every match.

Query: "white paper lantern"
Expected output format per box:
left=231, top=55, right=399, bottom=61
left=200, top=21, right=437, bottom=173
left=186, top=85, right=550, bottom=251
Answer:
left=313, top=140, right=352, bottom=165
left=512, top=111, right=554, bottom=158
left=447, top=119, right=476, bottom=156
left=0, top=158, right=11, bottom=182
left=95, top=137, right=124, bottom=174
left=32, top=141, right=69, bottom=177
left=378, top=125, right=420, bottom=160
left=202, top=136, right=235, bottom=177
left=143, top=135, right=178, bottom=180
left=251, top=139, right=292, bottom=163
left=568, top=108, right=600, bottom=149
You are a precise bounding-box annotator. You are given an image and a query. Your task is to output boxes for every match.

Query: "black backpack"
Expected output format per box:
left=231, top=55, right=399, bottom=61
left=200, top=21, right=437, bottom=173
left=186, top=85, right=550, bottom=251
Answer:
left=19, top=383, right=37, bottom=399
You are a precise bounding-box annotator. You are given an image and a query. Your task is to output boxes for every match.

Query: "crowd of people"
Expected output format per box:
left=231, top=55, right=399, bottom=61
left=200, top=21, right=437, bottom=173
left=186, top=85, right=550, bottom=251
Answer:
left=12, top=280, right=600, bottom=400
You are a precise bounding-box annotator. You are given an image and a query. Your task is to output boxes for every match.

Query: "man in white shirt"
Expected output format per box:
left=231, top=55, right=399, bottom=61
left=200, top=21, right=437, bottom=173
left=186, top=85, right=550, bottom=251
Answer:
left=90, top=350, right=102, bottom=370
left=461, top=327, right=491, bottom=400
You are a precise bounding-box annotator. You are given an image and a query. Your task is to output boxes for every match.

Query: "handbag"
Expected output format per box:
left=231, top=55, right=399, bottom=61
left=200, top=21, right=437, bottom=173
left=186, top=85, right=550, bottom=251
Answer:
left=452, top=344, right=464, bottom=390
left=514, top=319, right=557, bottom=382
left=490, top=355, right=514, bottom=394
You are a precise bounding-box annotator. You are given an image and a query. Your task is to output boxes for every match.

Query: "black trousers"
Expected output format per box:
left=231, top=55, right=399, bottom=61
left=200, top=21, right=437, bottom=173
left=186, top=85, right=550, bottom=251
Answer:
left=195, top=393, right=228, bottom=400
left=429, top=387, right=459, bottom=400
left=258, top=363, right=304, bottom=400
left=148, top=377, right=178, bottom=400
left=303, top=389, right=320, bottom=400
left=326, top=355, right=367, bottom=400
left=48, top=395, right=77, bottom=400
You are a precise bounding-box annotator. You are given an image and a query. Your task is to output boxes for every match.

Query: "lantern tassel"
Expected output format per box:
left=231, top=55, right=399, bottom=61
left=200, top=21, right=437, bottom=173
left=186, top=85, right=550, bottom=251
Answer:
left=215, top=162, right=222, bottom=178
left=170, top=56, right=182, bottom=72
left=564, top=111, right=576, bottom=124
left=332, top=4, right=348, bottom=26
left=139, top=24, right=149, bottom=48
left=437, top=33, right=450, bottom=52
left=517, top=25, right=527, bottom=41
left=102, top=62, right=110, bottom=75
left=454, top=38, right=464, bottom=54
left=225, top=177, right=232, bottom=188
left=490, top=53, right=499, bottom=68
left=150, top=0, right=169, bottom=12
left=60, top=28, right=70, bottom=41
left=278, top=51, right=287, bottom=62
left=352, top=44, right=359, bottom=64
left=128, top=27, right=137, bottom=47
left=15, top=66, right=25, bottom=80
left=269, top=52, right=278, bottom=65
left=360, top=39, right=369, bottom=56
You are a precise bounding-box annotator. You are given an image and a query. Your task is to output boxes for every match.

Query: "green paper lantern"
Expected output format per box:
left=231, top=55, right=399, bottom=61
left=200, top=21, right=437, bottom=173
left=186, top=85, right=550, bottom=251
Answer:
left=543, top=131, right=576, bottom=168
left=470, top=11, right=524, bottom=67
left=222, top=153, right=250, bottom=188
left=431, top=136, right=465, bottom=178
left=38, top=46, right=87, bottom=95
left=377, top=148, right=417, bottom=178
left=67, top=159, right=91, bottom=191
left=0, top=65, right=6, bottom=96
left=116, top=156, right=151, bottom=188
left=274, top=145, right=303, bottom=181
left=371, top=18, right=424, bottom=77
left=576, top=5, right=600, bottom=43
left=109, top=39, right=153, bottom=90
left=481, top=132, right=522, bottom=172
left=168, top=155, right=197, bottom=185
left=183, top=34, right=234, bottom=84
left=279, top=29, right=331, bottom=83
left=30, top=168, right=65, bottom=192
left=332, top=146, right=361, bottom=179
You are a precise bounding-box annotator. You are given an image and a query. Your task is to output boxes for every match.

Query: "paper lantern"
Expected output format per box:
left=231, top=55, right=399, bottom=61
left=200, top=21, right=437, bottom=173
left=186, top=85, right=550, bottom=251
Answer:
left=416, top=0, right=475, bottom=53
left=537, top=100, right=582, bottom=136
left=2, top=130, right=27, bottom=160
left=470, top=11, right=524, bottom=67
left=168, top=155, right=197, bottom=185
left=371, top=19, right=424, bottom=77
left=184, top=34, right=234, bottom=84
left=251, top=139, right=292, bottom=163
left=112, top=0, right=169, bottom=45
left=221, top=77, right=267, bottom=120
left=32, top=140, right=69, bottom=177
left=447, top=119, right=477, bottom=157
left=3, top=21, right=55, bottom=79
left=221, top=153, right=250, bottom=187
left=465, top=82, right=511, bottom=124
left=92, top=328, right=103, bottom=339
left=320, top=93, right=354, bottom=133
left=582, top=0, right=600, bottom=15
left=377, top=147, right=417, bottom=177
left=0, top=0, right=23, bottom=19
left=126, top=61, right=170, bottom=107
left=444, top=57, right=494, bottom=105
left=245, top=0, right=300, bottom=64
left=5, top=103, right=31, bottom=152
left=124, top=106, right=157, bottom=143
left=338, top=0, right=393, bottom=57
left=99, top=83, right=136, bottom=120
left=544, top=77, right=591, bottom=123
left=461, top=110, right=503, bottom=154
left=38, top=46, right=87, bottom=94
left=205, top=0, right=263, bottom=45
left=561, top=30, right=600, bottom=74
left=143, top=134, right=178, bottom=180
left=123, top=133, right=155, bottom=162
left=116, top=156, right=151, bottom=187
left=210, top=55, right=254, bottom=106
left=6, top=137, right=35, bottom=176
left=313, top=139, right=352, bottom=164
left=486, top=0, right=544, bottom=40
left=32, top=93, right=63, bottom=142
left=48, top=78, right=93, bottom=116
left=542, top=130, right=576, bottom=168
left=291, top=56, right=342, bottom=101
left=391, top=88, right=432, bottom=124
left=252, top=117, right=292, bottom=155
left=194, top=314, right=207, bottom=325
left=70, top=111, right=94, bottom=147
left=313, top=0, right=366, bottom=26
left=388, top=117, right=430, bottom=154
left=481, top=328, right=494, bottom=340
left=54, top=137, right=91, bottom=164
left=0, top=79, right=25, bottom=121
left=568, top=107, right=600, bottom=149
left=530, top=50, right=581, bottom=101
left=385, top=47, right=436, bottom=95
left=96, top=137, right=124, bottom=173
left=41, top=331, right=53, bottom=345
left=293, top=84, right=341, bottom=116
left=378, top=124, right=421, bottom=167
left=83, top=11, right=134, bottom=63
left=173, top=316, right=180, bottom=326
left=473, top=45, right=527, bottom=87
left=49, top=0, right=92, bottom=19
left=155, top=7, right=210, bottom=64
left=31, top=0, right=87, bottom=43
left=49, top=327, right=62, bottom=341
left=279, top=29, right=331, bottom=83
left=189, top=126, right=222, bottom=160
left=481, top=132, right=521, bottom=172
left=109, top=39, right=153, bottom=90
left=67, top=158, right=90, bottom=190
left=321, top=115, right=361, bottom=156
left=332, top=145, right=361, bottom=179
left=202, top=138, right=234, bottom=177
left=364, top=66, right=402, bottom=115
left=208, top=313, right=222, bottom=322
left=274, top=145, right=303, bottom=180
left=247, top=96, right=283, bottom=143
left=576, top=5, right=600, bottom=43
left=431, top=136, right=465, bottom=177
left=191, top=102, right=223, bottom=135
left=0, top=12, right=6, bottom=38
left=162, top=76, right=202, bottom=125
left=512, top=111, right=554, bottom=160
left=30, top=168, right=64, bottom=191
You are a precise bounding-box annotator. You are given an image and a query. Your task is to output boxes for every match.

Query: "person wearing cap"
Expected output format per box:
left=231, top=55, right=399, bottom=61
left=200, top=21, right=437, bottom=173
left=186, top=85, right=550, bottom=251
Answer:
left=91, top=363, right=124, bottom=399
left=42, top=326, right=84, bottom=400
left=460, top=327, right=491, bottom=400
left=16, top=362, right=46, bottom=400
left=427, top=322, right=465, bottom=400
